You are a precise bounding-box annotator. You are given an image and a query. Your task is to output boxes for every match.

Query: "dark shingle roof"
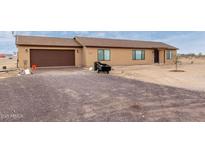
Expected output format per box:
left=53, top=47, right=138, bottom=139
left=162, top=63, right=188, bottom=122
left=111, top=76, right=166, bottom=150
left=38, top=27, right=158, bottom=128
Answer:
left=16, top=35, right=82, bottom=47
left=16, top=35, right=178, bottom=50
left=74, top=36, right=178, bottom=50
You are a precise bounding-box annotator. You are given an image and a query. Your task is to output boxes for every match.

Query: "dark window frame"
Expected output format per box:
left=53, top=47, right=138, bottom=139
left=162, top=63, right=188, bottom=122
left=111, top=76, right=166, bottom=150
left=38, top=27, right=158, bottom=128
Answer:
left=132, top=50, right=145, bottom=60
left=97, top=49, right=111, bottom=61
left=166, top=50, right=173, bottom=60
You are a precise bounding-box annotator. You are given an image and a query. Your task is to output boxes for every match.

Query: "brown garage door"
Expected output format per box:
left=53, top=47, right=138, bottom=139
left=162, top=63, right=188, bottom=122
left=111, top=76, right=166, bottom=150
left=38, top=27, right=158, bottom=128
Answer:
left=30, top=49, right=75, bottom=67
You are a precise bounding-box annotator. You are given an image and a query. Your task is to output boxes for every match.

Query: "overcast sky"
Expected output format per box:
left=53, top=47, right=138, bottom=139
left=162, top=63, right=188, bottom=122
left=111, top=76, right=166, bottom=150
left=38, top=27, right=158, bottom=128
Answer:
left=0, top=31, right=205, bottom=54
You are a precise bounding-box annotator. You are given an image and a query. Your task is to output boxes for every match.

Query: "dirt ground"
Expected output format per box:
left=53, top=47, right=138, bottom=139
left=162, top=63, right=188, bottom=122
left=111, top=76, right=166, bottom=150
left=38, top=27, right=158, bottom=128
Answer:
left=111, top=63, right=205, bottom=92
left=0, top=57, right=18, bottom=79
left=0, top=69, right=205, bottom=122
left=179, top=56, right=205, bottom=64
left=0, top=57, right=17, bottom=68
left=1, top=56, right=205, bottom=121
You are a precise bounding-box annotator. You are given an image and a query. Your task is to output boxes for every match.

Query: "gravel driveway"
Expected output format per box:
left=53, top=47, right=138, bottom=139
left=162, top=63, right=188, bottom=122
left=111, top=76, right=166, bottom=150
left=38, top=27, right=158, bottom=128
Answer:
left=0, top=68, right=205, bottom=122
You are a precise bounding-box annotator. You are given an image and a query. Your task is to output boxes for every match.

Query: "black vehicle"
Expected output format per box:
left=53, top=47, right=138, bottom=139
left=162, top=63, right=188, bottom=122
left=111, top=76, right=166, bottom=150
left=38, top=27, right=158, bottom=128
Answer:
left=94, top=62, right=111, bottom=74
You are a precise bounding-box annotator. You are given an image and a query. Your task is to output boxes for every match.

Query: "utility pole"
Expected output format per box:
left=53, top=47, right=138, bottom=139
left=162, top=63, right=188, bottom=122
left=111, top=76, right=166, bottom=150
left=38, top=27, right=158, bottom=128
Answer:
left=11, top=31, right=18, bottom=68
left=11, top=31, right=15, bottom=36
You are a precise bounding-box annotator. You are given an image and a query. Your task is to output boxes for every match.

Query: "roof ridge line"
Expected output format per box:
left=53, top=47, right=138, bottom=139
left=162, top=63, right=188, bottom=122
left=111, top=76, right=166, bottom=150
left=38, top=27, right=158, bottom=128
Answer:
left=74, top=36, right=162, bottom=43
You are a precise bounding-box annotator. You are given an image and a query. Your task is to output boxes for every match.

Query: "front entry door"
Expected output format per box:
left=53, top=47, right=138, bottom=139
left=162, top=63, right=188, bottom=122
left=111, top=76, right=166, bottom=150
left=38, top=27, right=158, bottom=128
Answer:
left=154, top=50, right=159, bottom=63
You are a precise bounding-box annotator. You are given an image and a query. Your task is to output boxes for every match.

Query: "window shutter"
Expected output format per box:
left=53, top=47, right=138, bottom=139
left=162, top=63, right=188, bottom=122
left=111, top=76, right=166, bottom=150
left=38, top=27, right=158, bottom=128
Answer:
left=132, top=50, right=136, bottom=60
left=166, top=51, right=170, bottom=59
left=98, top=49, right=104, bottom=61
left=141, top=50, right=145, bottom=60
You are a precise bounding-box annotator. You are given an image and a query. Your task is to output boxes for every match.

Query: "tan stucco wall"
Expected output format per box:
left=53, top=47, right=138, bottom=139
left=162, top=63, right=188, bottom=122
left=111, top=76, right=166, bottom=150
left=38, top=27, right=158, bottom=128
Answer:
left=83, top=47, right=156, bottom=67
left=17, top=45, right=177, bottom=68
left=81, top=46, right=87, bottom=67
left=159, top=49, right=165, bottom=64
left=17, top=45, right=83, bottom=68
left=83, top=47, right=177, bottom=67
left=158, top=49, right=177, bottom=64
left=17, top=46, right=30, bottom=69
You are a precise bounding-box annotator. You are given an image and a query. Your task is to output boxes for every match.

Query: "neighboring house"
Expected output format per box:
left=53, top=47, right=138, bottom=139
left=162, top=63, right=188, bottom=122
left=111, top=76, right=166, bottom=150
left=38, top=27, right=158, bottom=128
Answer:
left=16, top=35, right=178, bottom=68
left=0, top=53, right=5, bottom=58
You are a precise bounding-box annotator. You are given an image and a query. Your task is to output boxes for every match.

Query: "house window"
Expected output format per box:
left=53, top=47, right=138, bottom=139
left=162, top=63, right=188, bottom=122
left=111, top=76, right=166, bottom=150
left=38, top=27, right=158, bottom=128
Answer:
left=98, top=49, right=110, bottom=61
left=132, top=50, right=145, bottom=60
left=166, top=50, right=173, bottom=60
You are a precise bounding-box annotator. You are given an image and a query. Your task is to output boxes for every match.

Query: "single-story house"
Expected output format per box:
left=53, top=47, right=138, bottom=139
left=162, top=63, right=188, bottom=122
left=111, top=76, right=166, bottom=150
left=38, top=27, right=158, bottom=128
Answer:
left=0, top=53, right=6, bottom=58
left=16, top=35, right=178, bottom=68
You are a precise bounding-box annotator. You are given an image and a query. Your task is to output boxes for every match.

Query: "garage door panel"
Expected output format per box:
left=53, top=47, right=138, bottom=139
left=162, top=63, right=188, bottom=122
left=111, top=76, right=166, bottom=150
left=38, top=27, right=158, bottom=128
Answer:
left=30, top=49, right=75, bottom=67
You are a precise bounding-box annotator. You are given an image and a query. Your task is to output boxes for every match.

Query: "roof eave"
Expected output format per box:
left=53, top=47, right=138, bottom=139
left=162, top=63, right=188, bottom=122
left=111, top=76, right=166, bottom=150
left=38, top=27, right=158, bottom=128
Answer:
left=16, top=43, right=82, bottom=48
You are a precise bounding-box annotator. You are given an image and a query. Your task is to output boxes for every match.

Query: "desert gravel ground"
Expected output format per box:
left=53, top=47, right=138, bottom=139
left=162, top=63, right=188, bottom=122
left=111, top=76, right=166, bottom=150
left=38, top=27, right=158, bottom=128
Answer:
left=0, top=68, right=205, bottom=122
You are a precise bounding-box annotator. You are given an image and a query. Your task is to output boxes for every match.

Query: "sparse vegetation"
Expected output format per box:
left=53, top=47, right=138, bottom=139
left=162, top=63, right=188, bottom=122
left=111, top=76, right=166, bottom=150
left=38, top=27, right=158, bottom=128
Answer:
left=175, top=54, right=179, bottom=70
left=179, top=52, right=205, bottom=58
left=178, top=53, right=205, bottom=64
left=170, top=54, right=185, bottom=72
